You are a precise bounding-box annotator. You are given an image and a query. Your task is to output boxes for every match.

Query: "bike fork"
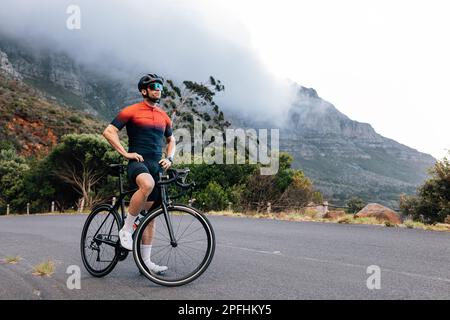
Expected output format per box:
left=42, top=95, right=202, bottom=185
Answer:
left=161, top=202, right=178, bottom=247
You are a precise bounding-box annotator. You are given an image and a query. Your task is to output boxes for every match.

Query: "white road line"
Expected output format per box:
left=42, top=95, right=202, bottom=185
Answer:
left=218, top=243, right=282, bottom=255
left=217, top=243, right=450, bottom=284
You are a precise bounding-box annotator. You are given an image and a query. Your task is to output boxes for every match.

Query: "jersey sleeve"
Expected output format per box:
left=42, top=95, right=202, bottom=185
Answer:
left=110, top=107, right=132, bottom=130
left=164, top=113, right=173, bottom=137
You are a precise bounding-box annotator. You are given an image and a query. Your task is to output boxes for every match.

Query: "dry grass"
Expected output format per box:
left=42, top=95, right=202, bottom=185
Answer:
left=401, top=219, right=450, bottom=232
left=210, top=210, right=326, bottom=223
left=3, top=256, right=22, bottom=264
left=206, top=210, right=450, bottom=232
left=1, top=210, right=89, bottom=217
left=45, top=209, right=86, bottom=215
left=32, top=260, right=55, bottom=277
left=208, top=210, right=245, bottom=217
left=337, top=215, right=383, bottom=225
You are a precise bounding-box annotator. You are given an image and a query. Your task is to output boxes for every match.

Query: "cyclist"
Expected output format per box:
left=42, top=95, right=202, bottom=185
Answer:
left=102, top=73, right=176, bottom=274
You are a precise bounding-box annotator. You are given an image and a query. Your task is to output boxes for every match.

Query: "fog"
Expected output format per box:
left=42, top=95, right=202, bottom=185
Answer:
left=0, top=0, right=296, bottom=124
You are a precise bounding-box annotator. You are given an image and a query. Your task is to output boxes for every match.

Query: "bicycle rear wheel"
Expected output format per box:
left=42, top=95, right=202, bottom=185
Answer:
left=133, top=204, right=215, bottom=286
left=80, top=205, right=122, bottom=277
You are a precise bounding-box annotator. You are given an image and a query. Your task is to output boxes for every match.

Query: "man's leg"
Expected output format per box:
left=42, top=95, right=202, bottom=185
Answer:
left=139, top=196, right=167, bottom=273
left=128, top=173, right=155, bottom=215
left=141, top=201, right=156, bottom=245
left=119, top=173, right=154, bottom=250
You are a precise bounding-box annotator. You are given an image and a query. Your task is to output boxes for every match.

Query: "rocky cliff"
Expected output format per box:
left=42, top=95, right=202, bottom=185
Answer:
left=229, top=85, right=435, bottom=206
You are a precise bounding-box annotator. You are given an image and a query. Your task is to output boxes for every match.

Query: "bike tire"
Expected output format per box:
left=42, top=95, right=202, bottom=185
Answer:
left=133, top=204, right=215, bottom=287
left=80, top=205, right=122, bottom=277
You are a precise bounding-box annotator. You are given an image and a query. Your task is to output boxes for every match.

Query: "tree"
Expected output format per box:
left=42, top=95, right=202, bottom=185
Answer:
left=278, top=170, right=314, bottom=209
left=240, top=152, right=317, bottom=212
left=162, top=76, right=229, bottom=131
left=347, top=197, right=366, bottom=214
left=46, top=133, right=123, bottom=209
left=20, top=156, right=76, bottom=213
left=0, top=149, right=30, bottom=214
left=400, top=152, right=450, bottom=223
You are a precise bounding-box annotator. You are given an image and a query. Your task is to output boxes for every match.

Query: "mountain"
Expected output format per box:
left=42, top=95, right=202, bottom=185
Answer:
left=0, top=50, right=106, bottom=157
left=227, top=85, right=436, bottom=206
left=0, top=35, right=229, bottom=131
left=0, top=36, right=136, bottom=121
left=0, top=35, right=230, bottom=157
left=0, top=35, right=436, bottom=206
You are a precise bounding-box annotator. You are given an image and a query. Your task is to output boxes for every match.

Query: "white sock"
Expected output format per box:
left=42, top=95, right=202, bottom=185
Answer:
left=141, top=244, right=152, bottom=262
left=123, top=213, right=137, bottom=233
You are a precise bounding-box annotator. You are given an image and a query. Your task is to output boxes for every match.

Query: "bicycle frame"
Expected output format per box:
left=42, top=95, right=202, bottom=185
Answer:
left=89, top=170, right=136, bottom=249
left=91, top=168, right=181, bottom=249
left=159, top=172, right=178, bottom=247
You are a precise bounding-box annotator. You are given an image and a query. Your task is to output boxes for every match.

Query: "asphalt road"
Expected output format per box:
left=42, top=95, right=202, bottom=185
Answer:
left=0, top=214, right=449, bottom=300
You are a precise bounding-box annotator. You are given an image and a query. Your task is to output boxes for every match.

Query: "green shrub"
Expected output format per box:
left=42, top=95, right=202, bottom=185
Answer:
left=195, top=181, right=229, bottom=211
left=399, top=152, right=450, bottom=223
left=347, top=197, right=366, bottom=214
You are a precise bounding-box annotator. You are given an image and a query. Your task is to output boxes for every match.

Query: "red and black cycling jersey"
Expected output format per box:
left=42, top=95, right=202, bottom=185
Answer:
left=110, top=101, right=173, bottom=159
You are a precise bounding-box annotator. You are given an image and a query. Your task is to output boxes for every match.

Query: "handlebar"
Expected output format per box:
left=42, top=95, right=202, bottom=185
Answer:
left=157, top=168, right=195, bottom=190
left=108, top=164, right=195, bottom=190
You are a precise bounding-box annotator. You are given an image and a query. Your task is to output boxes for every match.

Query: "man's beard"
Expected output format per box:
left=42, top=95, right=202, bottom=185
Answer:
left=145, top=89, right=160, bottom=103
left=147, top=96, right=160, bottom=103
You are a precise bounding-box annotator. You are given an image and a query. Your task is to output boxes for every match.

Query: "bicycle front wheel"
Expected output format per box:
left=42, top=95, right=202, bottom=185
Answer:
left=133, top=204, right=215, bottom=286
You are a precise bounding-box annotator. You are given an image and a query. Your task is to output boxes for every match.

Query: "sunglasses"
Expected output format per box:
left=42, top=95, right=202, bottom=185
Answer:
left=148, top=82, right=163, bottom=91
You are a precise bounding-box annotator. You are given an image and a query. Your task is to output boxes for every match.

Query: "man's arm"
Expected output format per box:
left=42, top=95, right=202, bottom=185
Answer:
left=102, top=124, right=144, bottom=162
left=165, top=135, right=176, bottom=159
left=159, top=135, right=176, bottom=170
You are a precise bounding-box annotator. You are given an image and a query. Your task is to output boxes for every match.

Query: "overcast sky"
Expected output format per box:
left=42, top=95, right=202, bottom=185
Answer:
left=216, top=0, right=450, bottom=160
left=0, top=0, right=448, bottom=159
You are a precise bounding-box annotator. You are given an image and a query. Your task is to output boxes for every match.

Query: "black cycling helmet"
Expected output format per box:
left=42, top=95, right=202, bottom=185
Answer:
left=138, top=73, right=164, bottom=92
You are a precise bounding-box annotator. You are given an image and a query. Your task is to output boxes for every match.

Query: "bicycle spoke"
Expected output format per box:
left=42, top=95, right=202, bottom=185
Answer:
left=173, top=248, right=178, bottom=278
left=175, top=247, right=188, bottom=269
left=155, top=246, right=172, bottom=268
left=154, top=226, right=170, bottom=242
left=158, top=214, right=171, bottom=240
left=178, top=238, right=206, bottom=245
left=175, top=216, right=197, bottom=241
left=177, top=245, right=198, bottom=265
left=180, top=243, right=207, bottom=253
left=151, top=244, right=172, bottom=260
left=174, top=214, right=183, bottom=241
left=149, top=235, right=170, bottom=245
left=148, top=243, right=171, bottom=248
left=165, top=247, right=173, bottom=272
left=87, top=249, right=94, bottom=266
left=177, top=225, right=205, bottom=242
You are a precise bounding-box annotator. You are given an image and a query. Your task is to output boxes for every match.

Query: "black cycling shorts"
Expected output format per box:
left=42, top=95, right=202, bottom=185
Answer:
left=127, top=157, right=163, bottom=201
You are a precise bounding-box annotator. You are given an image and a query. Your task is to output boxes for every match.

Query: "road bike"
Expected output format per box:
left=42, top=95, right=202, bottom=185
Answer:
left=80, top=164, right=215, bottom=286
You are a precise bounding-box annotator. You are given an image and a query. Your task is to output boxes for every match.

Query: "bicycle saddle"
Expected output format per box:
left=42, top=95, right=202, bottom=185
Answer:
left=109, top=163, right=126, bottom=175
left=109, top=164, right=127, bottom=168
left=170, top=168, right=190, bottom=175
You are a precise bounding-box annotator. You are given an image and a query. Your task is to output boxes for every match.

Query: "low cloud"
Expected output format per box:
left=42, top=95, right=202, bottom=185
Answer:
left=0, top=0, right=296, bottom=124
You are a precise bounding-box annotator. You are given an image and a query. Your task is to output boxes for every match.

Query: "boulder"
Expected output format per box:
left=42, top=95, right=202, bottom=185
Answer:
left=355, top=203, right=401, bottom=224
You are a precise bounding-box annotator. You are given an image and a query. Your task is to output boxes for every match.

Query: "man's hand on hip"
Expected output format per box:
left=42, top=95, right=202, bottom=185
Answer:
left=125, top=152, right=144, bottom=162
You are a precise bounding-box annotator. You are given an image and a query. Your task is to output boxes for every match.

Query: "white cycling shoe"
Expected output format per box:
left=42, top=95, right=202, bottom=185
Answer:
left=119, top=228, right=133, bottom=251
left=144, top=260, right=168, bottom=274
